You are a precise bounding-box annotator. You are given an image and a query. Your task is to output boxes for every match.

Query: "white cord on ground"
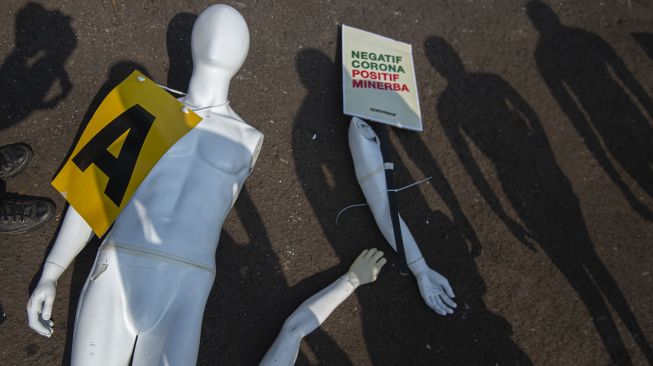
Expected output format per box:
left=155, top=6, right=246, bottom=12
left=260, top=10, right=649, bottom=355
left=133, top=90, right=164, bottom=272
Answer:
left=335, top=176, right=432, bottom=224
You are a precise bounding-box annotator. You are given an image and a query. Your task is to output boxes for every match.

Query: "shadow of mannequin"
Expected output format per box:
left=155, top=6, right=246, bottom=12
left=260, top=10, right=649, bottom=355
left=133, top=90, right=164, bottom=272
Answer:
left=426, top=35, right=652, bottom=365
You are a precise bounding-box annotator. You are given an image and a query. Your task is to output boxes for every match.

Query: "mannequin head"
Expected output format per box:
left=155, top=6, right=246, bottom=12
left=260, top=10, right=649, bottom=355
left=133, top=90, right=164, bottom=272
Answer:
left=191, top=4, right=249, bottom=76
left=185, top=4, right=250, bottom=108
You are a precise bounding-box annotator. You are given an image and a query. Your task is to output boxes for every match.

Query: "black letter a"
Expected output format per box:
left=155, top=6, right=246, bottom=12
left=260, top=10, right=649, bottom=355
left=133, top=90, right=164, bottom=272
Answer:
left=73, top=104, right=155, bottom=206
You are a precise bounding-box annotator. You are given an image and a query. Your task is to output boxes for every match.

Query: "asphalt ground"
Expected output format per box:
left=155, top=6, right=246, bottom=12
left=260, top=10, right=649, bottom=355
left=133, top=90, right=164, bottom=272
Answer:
left=1, top=1, right=652, bottom=365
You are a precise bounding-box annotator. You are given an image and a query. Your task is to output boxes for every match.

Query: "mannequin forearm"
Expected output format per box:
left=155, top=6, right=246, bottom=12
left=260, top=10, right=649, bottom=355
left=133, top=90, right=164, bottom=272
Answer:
left=261, top=249, right=385, bottom=365
left=260, top=274, right=357, bottom=366
left=41, top=206, right=93, bottom=281
left=298, top=273, right=358, bottom=326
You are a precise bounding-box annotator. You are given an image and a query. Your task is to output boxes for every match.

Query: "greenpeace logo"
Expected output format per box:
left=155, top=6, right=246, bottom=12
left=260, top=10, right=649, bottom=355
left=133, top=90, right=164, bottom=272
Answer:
left=370, top=107, right=396, bottom=117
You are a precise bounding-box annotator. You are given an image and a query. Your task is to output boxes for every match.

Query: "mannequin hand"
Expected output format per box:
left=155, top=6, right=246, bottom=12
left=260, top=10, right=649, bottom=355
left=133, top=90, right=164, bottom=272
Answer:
left=410, top=261, right=456, bottom=316
left=347, top=248, right=387, bottom=287
left=27, top=280, right=57, bottom=337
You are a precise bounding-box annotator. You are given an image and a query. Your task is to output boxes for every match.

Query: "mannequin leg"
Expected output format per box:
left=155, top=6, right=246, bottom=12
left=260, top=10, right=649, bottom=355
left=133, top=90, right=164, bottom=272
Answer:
left=70, top=250, right=137, bottom=366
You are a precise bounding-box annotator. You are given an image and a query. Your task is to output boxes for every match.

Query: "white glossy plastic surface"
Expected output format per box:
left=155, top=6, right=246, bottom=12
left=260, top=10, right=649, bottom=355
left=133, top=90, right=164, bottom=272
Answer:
left=27, top=5, right=262, bottom=365
left=348, top=117, right=456, bottom=315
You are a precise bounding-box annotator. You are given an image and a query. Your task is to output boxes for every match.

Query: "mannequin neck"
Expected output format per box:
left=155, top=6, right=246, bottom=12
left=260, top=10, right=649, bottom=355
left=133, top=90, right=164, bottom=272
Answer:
left=184, top=64, right=233, bottom=109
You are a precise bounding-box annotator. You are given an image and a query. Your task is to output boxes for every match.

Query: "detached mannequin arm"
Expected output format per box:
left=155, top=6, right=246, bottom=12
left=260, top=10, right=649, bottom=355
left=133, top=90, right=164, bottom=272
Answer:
left=348, top=117, right=456, bottom=315
left=260, top=249, right=386, bottom=366
left=27, top=205, right=94, bottom=337
left=365, top=188, right=456, bottom=315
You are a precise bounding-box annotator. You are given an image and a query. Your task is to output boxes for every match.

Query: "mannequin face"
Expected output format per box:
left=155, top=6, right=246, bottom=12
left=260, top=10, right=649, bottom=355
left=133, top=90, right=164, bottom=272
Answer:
left=191, top=4, right=250, bottom=76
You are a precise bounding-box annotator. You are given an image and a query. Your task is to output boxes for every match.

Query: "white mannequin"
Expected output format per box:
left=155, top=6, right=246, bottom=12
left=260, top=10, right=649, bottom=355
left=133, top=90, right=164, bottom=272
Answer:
left=27, top=5, right=263, bottom=365
left=261, top=248, right=386, bottom=366
left=348, top=117, right=456, bottom=315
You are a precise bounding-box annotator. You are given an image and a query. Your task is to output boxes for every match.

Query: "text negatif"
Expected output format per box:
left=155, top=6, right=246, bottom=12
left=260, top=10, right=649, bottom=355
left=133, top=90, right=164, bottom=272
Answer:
left=350, top=50, right=409, bottom=92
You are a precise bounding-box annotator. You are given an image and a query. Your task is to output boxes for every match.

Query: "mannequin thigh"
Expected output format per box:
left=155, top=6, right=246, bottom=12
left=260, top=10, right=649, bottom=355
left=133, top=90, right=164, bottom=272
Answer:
left=70, top=249, right=137, bottom=366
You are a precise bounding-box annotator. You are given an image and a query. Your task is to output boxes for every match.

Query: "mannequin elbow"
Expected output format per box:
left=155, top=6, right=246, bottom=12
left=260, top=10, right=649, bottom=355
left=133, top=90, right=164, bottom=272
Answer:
left=280, top=320, right=306, bottom=343
left=281, top=308, right=318, bottom=341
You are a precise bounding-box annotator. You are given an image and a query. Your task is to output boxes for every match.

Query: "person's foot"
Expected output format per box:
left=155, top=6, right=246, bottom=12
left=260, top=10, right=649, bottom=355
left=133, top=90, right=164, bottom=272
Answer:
left=0, top=194, right=55, bottom=234
left=0, top=144, right=33, bottom=180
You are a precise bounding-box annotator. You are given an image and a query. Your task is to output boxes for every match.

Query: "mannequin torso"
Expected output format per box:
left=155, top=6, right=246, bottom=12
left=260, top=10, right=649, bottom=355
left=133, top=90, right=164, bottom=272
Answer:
left=105, top=104, right=263, bottom=270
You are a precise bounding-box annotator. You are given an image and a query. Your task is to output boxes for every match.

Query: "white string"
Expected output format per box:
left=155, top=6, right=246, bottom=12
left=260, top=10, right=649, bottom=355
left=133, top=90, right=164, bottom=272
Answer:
left=386, top=176, right=432, bottom=193
left=156, top=83, right=230, bottom=112
left=156, top=84, right=187, bottom=95
left=335, top=176, right=432, bottom=224
left=335, top=203, right=369, bottom=224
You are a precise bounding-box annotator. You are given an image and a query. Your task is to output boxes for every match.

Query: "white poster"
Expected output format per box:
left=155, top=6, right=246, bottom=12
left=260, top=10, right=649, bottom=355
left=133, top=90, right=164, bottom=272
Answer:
left=342, top=24, right=422, bottom=131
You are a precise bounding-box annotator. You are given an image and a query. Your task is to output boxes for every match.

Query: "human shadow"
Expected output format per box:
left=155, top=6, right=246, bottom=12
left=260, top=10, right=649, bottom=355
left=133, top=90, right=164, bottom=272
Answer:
left=0, top=2, right=76, bottom=131
left=380, top=133, right=532, bottom=364
left=291, top=48, right=529, bottom=364
left=632, top=33, right=653, bottom=61
left=199, top=188, right=352, bottom=365
left=419, top=208, right=532, bottom=365
left=426, top=35, right=652, bottom=365
left=163, top=12, right=351, bottom=365
left=528, top=1, right=653, bottom=221
left=393, top=128, right=483, bottom=257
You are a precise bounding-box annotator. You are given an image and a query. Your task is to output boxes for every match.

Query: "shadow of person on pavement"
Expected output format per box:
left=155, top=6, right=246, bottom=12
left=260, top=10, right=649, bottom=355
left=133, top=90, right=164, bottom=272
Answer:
left=529, top=0, right=653, bottom=222
left=426, top=35, right=652, bottom=365
left=0, top=2, right=76, bottom=131
left=632, top=32, right=653, bottom=61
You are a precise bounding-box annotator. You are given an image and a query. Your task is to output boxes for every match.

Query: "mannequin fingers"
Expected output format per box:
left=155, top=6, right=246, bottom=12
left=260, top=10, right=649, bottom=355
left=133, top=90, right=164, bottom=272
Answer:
left=26, top=305, right=40, bottom=327
left=28, top=321, right=52, bottom=337
left=26, top=294, right=43, bottom=320
left=434, top=295, right=453, bottom=315
left=357, top=249, right=369, bottom=260
left=427, top=295, right=446, bottom=316
left=369, top=250, right=384, bottom=263
left=371, top=258, right=387, bottom=281
left=364, top=248, right=378, bottom=260
left=27, top=304, right=52, bottom=337
left=442, top=280, right=455, bottom=298
left=440, top=293, right=457, bottom=309
left=42, top=295, right=55, bottom=321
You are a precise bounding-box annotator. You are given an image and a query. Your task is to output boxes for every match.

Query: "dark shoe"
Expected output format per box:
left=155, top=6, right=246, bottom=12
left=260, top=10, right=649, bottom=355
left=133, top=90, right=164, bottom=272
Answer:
left=0, top=194, right=55, bottom=234
left=0, top=144, right=33, bottom=179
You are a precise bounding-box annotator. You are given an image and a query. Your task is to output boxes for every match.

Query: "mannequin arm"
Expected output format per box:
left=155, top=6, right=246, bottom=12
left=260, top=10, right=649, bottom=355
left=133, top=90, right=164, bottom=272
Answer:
left=367, top=197, right=456, bottom=315
left=27, top=205, right=94, bottom=337
left=348, top=117, right=456, bottom=315
left=260, top=249, right=386, bottom=366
